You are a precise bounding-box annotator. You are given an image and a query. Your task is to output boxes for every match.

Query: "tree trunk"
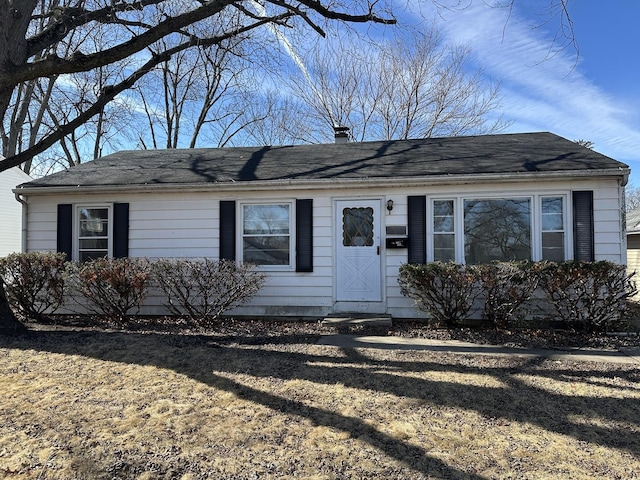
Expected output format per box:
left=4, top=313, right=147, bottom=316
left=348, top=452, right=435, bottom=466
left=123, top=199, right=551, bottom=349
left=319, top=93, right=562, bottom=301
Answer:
left=0, top=280, right=26, bottom=335
left=0, top=1, right=37, bottom=158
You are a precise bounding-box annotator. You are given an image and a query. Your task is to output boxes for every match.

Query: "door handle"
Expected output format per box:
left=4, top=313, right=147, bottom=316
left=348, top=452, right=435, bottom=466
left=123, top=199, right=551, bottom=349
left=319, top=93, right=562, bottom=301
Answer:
left=377, top=246, right=380, bottom=255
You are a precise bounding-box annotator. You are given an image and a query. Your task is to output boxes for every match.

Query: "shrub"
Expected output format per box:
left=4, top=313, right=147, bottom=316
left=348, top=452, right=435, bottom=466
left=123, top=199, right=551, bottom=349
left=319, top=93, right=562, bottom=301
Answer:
left=476, top=261, right=539, bottom=329
left=68, top=257, right=151, bottom=324
left=151, top=258, right=266, bottom=324
left=399, top=260, right=636, bottom=332
left=537, top=261, right=637, bottom=332
left=398, top=262, right=481, bottom=328
left=0, top=252, right=67, bottom=321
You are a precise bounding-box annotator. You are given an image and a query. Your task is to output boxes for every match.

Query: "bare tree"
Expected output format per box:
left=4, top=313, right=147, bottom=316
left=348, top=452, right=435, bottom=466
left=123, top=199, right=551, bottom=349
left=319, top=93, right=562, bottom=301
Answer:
left=0, top=1, right=395, bottom=333
left=279, top=29, right=506, bottom=144
left=575, top=139, right=594, bottom=149
left=626, top=184, right=640, bottom=213
left=242, top=92, right=311, bottom=146
left=2, top=1, right=139, bottom=175
left=0, top=1, right=395, bottom=174
left=134, top=32, right=269, bottom=150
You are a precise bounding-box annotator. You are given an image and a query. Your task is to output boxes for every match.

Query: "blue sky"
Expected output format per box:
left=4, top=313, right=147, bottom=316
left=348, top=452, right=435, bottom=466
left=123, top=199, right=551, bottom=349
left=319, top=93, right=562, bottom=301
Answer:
left=402, top=1, right=640, bottom=184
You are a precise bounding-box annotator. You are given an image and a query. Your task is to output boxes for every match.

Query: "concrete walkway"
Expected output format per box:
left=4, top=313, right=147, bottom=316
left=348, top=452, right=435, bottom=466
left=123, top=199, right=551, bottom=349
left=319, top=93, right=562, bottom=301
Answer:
left=317, top=334, right=640, bottom=364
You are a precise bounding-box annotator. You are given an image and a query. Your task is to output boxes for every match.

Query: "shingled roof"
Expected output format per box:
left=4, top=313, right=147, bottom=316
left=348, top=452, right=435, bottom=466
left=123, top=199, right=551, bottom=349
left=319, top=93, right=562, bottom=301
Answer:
left=18, top=132, right=628, bottom=189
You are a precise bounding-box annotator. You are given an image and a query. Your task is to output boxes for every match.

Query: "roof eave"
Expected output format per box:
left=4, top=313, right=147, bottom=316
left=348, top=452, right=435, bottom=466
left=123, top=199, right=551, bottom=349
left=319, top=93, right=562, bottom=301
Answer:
left=14, top=167, right=629, bottom=196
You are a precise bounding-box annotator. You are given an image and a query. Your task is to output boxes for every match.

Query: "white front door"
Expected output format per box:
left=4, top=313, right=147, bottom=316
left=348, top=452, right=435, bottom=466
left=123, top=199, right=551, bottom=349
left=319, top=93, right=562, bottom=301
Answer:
left=335, top=199, right=382, bottom=302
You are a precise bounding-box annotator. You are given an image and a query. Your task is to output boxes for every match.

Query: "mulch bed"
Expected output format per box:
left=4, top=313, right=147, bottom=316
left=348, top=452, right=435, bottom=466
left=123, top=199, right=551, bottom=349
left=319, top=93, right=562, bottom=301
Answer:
left=30, top=315, right=640, bottom=351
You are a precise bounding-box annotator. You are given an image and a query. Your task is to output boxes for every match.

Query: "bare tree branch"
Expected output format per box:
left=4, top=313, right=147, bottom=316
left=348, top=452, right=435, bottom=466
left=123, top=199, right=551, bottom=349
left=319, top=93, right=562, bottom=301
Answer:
left=0, top=0, right=396, bottom=174
left=26, top=1, right=166, bottom=57
left=1, top=9, right=315, bottom=171
left=3, top=2, right=231, bottom=90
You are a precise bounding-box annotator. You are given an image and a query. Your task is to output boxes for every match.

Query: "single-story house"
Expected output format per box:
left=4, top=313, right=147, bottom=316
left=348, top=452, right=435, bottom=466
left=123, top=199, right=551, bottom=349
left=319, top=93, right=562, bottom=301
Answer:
left=0, top=165, right=31, bottom=257
left=14, top=132, right=629, bottom=318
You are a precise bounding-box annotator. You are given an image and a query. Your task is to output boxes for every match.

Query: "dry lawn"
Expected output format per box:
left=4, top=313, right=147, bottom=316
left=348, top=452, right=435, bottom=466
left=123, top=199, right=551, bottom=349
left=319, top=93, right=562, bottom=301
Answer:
left=0, top=325, right=639, bottom=479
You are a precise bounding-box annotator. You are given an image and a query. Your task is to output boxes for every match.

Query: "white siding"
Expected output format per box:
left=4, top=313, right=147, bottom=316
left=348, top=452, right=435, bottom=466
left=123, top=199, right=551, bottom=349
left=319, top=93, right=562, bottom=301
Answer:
left=25, top=199, right=60, bottom=252
left=592, top=182, right=626, bottom=262
left=129, top=196, right=218, bottom=258
left=24, top=176, right=626, bottom=319
left=0, top=167, right=31, bottom=256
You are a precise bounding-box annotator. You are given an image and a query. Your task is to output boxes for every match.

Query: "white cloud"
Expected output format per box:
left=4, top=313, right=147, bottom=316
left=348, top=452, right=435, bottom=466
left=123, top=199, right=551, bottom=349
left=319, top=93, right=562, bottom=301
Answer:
left=403, top=1, right=640, bottom=174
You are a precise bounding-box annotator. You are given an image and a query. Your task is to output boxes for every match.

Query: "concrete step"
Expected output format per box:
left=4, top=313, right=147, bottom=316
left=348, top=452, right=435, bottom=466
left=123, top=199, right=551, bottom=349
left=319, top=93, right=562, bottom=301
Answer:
left=322, top=315, right=392, bottom=327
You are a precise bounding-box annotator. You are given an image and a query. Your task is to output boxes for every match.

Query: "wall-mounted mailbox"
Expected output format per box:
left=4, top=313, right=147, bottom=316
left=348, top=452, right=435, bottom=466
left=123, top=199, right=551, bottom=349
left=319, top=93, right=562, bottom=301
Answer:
left=386, top=237, right=408, bottom=249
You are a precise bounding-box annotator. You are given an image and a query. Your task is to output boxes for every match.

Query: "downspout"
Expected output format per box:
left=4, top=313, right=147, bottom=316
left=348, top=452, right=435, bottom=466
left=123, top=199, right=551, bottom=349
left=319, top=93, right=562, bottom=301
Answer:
left=14, top=192, right=27, bottom=253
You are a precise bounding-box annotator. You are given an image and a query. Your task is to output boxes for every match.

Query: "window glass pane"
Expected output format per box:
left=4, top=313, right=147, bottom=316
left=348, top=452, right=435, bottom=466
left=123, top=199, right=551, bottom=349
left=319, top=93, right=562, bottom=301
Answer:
left=79, top=208, right=108, bottom=237
left=542, top=197, right=563, bottom=231
left=243, top=237, right=290, bottom=265
left=243, top=205, right=290, bottom=235
left=78, top=207, right=109, bottom=262
left=342, top=208, right=374, bottom=246
left=542, top=232, right=564, bottom=262
left=242, top=203, right=291, bottom=266
left=79, top=239, right=108, bottom=250
left=433, top=200, right=454, bottom=232
left=464, top=198, right=531, bottom=264
left=434, top=234, right=455, bottom=262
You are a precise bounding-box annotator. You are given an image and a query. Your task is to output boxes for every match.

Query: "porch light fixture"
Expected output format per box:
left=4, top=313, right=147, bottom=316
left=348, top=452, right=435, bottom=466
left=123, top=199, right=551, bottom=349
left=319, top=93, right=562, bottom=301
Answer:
left=386, top=199, right=394, bottom=213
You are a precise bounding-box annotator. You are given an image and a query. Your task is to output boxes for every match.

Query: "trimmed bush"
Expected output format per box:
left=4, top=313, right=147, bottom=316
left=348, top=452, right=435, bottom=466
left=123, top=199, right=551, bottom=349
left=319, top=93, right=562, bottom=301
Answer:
left=476, top=261, right=539, bottom=329
left=68, top=257, right=151, bottom=324
left=537, top=261, right=637, bottom=332
left=0, top=252, right=67, bottom=321
left=398, top=262, right=481, bottom=328
left=151, top=258, right=266, bottom=324
left=400, top=260, right=637, bottom=332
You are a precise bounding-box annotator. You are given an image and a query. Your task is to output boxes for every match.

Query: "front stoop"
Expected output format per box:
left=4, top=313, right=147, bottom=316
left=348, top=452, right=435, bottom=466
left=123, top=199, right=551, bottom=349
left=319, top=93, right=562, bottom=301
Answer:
left=322, top=315, right=392, bottom=327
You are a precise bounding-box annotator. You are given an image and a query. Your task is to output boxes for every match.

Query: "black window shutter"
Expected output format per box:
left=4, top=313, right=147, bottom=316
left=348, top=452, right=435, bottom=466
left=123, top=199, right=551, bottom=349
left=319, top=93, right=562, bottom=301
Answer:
left=407, top=195, right=427, bottom=264
left=296, top=199, right=313, bottom=272
left=57, top=204, right=73, bottom=261
left=573, top=191, right=594, bottom=261
left=113, top=203, right=129, bottom=258
left=220, top=200, right=236, bottom=260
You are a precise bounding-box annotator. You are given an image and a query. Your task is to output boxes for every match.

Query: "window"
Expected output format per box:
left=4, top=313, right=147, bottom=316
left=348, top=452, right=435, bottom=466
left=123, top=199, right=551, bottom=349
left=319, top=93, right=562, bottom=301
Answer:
left=464, top=198, right=531, bottom=264
left=242, top=203, right=291, bottom=266
left=541, top=196, right=564, bottom=261
left=433, top=200, right=455, bottom=261
left=77, top=206, right=110, bottom=262
left=425, top=195, right=568, bottom=264
left=342, top=207, right=374, bottom=246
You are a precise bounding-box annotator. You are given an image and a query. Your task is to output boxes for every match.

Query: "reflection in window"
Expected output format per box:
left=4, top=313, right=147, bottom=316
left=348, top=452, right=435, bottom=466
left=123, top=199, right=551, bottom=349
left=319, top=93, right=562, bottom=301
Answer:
left=433, top=200, right=455, bottom=261
left=342, top=208, right=374, bottom=246
left=242, top=204, right=290, bottom=265
left=464, top=198, right=531, bottom=264
left=541, top=197, right=564, bottom=261
left=78, top=207, right=109, bottom=262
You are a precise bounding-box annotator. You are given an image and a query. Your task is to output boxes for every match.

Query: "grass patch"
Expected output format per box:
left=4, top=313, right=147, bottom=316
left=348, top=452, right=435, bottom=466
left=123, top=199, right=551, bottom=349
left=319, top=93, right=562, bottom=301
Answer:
left=0, top=327, right=639, bottom=479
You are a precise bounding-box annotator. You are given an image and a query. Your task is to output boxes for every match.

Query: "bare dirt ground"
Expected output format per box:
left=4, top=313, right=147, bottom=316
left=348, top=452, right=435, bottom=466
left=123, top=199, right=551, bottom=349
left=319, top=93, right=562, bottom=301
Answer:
left=1, top=318, right=639, bottom=479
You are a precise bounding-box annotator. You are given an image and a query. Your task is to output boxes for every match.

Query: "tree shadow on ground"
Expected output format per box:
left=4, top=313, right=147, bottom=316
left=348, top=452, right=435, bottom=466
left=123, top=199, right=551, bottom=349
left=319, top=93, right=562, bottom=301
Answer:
left=2, top=329, right=639, bottom=477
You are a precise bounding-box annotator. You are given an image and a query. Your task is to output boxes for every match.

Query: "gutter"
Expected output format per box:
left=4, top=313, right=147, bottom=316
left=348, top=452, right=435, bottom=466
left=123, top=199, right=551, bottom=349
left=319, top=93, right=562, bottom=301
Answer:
left=13, top=167, right=630, bottom=196
left=14, top=192, right=27, bottom=253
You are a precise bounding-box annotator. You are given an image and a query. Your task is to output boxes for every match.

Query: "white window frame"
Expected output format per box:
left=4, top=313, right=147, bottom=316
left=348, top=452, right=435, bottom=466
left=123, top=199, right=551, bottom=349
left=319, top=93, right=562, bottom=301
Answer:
left=538, top=195, right=568, bottom=262
left=74, top=204, right=112, bottom=262
left=239, top=201, right=295, bottom=270
left=427, top=193, right=569, bottom=263
left=429, top=198, right=457, bottom=262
